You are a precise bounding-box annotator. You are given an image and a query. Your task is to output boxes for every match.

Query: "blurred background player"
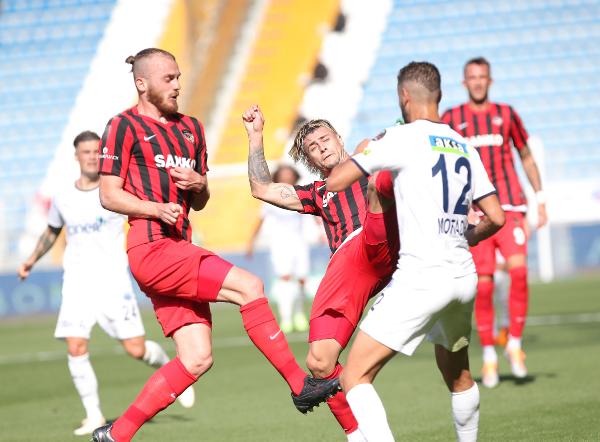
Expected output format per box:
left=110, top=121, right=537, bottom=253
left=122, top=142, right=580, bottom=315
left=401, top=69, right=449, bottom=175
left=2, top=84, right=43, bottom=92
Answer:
left=329, top=61, right=505, bottom=442
left=442, top=57, right=548, bottom=388
left=244, top=104, right=398, bottom=441
left=17, top=130, right=194, bottom=436
left=247, top=164, right=310, bottom=334
left=93, top=49, right=337, bottom=442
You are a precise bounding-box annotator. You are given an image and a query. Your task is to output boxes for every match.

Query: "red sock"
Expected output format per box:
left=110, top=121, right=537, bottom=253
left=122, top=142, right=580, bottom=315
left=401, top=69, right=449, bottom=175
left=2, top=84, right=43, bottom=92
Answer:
left=475, top=279, right=495, bottom=346
left=325, top=363, right=358, bottom=435
left=240, top=297, right=306, bottom=395
left=111, top=358, right=196, bottom=442
left=509, top=266, right=528, bottom=338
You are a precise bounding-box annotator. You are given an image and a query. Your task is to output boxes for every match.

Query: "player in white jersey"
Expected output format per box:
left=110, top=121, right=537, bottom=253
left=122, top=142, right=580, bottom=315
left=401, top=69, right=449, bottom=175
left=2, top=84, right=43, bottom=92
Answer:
left=326, top=62, right=505, bottom=441
left=247, top=164, right=310, bottom=333
left=17, top=131, right=194, bottom=436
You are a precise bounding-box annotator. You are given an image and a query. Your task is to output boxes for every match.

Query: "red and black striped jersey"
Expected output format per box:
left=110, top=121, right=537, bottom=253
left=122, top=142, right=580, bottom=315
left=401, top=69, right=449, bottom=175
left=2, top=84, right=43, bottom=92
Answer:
left=98, top=106, right=208, bottom=249
left=294, top=176, right=368, bottom=254
left=442, top=103, right=528, bottom=212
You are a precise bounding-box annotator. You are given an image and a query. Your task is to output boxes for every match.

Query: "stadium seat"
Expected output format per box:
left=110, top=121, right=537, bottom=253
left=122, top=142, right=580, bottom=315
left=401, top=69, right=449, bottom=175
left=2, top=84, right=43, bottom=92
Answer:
left=0, top=0, right=116, bottom=256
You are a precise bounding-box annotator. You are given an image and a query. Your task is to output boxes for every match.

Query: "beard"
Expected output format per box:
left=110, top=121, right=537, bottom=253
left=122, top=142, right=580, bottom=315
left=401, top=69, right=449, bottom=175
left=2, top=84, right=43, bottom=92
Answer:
left=468, top=90, right=488, bottom=105
left=147, top=87, right=178, bottom=115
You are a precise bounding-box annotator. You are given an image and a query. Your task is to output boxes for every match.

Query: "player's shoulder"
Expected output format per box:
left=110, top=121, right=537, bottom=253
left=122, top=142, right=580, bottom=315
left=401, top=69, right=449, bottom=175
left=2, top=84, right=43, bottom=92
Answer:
left=105, top=108, right=135, bottom=130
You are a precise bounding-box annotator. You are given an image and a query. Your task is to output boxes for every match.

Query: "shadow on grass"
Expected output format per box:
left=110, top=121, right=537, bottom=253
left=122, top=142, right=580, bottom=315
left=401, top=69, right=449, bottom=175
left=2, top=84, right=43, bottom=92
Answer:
left=107, top=413, right=193, bottom=427
left=474, top=372, right=555, bottom=387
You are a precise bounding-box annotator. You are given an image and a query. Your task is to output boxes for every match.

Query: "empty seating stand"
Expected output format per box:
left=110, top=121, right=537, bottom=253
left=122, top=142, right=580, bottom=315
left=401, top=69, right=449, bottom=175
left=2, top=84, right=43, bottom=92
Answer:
left=0, top=0, right=116, bottom=255
left=348, top=0, right=600, bottom=182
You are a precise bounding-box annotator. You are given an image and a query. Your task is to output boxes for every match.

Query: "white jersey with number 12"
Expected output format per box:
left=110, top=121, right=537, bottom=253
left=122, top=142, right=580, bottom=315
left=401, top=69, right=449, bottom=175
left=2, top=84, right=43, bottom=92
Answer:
left=352, top=120, right=496, bottom=276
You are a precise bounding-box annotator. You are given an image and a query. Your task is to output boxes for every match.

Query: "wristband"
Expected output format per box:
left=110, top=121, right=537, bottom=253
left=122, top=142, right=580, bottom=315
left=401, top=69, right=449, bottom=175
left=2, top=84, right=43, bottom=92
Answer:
left=535, top=190, right=546, bottom=205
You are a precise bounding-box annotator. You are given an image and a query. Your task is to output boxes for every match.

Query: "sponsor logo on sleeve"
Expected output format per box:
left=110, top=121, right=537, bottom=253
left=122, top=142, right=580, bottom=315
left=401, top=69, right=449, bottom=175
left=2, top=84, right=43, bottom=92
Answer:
left=99, top=146, right=119, bottom=160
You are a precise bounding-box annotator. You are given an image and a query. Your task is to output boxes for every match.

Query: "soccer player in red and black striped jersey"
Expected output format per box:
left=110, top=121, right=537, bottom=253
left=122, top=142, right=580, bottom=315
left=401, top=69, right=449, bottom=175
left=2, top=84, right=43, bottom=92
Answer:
left=92, top=49, right=338, bottom=442
left=244, top=105, right=399, bottom=442
left=442, top=57, right=548, bottom=388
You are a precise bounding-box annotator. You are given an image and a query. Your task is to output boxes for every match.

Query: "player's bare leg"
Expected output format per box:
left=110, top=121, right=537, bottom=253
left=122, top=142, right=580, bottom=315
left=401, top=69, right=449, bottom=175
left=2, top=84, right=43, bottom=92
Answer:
left=341, top=330, right=397, bottom=442
left=505, top=253, right=528, bottom=378
left=307, top=339, right=365, bottom=440
left=120, top=335, right=195, bottom=408
left=216, top=266, right=339, bottom=412
left=65, top=337, right=107, bottom=435
left=435, top=345, right=479, bottom=442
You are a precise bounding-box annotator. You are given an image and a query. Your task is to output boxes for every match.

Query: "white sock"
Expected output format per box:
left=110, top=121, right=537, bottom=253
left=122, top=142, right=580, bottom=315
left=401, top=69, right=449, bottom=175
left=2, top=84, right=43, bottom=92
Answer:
left=482, top=345, right=497, bottom=363
left=451, top=383, right=480, bottom=442
left=273, top=278, right=296, bottom=324
left=506, top=335, right=522, bottom=351
left=347, top=428, right=368, bottom=442
left=346, top=383, right=395, bottom=442
left=67, top=353, right=103, bottom=421
left=142, top=340, right=170, bottom=368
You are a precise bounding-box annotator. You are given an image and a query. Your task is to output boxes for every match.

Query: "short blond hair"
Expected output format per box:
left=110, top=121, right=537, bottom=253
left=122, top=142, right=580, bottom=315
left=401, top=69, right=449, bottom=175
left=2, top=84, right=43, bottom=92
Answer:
left=290, top=119, right=338, bottom=177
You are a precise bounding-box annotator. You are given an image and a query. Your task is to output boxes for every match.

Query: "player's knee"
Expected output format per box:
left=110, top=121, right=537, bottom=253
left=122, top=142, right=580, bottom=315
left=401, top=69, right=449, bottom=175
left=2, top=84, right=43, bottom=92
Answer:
left=306, top=352, right=336, bottom=378
left=124, top=341, right=146, bottom=360
left=239, top=274, right=264, bottom=303
left=66, top=341, right=88, bottom=357
left=182, top=352, right=213, bottom=378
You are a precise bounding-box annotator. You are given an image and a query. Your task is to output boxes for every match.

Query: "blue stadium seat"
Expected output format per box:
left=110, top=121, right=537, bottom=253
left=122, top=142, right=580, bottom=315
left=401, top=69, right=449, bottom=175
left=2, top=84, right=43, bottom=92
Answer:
left=0, top=0, right=116, bottom=255
left=349, top=0, right=600, bottom=185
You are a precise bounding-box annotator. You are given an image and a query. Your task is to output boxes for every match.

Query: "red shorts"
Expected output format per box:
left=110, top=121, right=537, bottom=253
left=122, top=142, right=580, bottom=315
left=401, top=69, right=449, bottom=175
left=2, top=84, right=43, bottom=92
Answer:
left=310, top=210, right=399, bottom=345
left=128, top=238, right=233, bottom=337
left=470, top=211, right=528, bottom=276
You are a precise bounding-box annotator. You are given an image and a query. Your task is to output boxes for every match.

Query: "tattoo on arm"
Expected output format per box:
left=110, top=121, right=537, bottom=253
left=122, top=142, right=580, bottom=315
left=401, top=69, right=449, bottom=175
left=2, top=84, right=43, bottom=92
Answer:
left=275, top=184, right=300, bottom=202
left=31, top=227, right=61, bottom=263
left=248, top=149, right=272, bottom=186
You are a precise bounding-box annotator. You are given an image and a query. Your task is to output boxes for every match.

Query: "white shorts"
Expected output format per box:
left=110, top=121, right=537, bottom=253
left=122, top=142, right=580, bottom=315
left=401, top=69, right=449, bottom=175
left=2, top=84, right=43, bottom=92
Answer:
left=269, top=241, right=309, bottom=279
left=54, top=274, right=145, bottom=340
left=360, top=269, right=477, bottom=355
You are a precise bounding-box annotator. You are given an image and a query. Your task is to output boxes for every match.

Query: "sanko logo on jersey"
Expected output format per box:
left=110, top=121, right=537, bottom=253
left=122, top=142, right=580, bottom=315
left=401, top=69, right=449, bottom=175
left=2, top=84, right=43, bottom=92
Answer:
left=154, top=154, right=197, bottom=169
left=466, top=134, right=504, bottom=148
left=429, top=135, right=469, bottom=157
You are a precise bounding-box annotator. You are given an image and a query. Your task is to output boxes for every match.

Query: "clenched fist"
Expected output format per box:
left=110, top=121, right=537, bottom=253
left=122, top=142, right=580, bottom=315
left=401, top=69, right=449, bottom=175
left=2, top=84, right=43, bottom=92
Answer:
left=242, top=104, right=265, bottom=136
left=155, top=202, right=183, bottom=225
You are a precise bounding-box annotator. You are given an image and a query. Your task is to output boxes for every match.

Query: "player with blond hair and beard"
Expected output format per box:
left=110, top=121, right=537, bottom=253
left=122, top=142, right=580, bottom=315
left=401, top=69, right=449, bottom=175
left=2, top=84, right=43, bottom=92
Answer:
left=92, top=48, right=337, bottom=442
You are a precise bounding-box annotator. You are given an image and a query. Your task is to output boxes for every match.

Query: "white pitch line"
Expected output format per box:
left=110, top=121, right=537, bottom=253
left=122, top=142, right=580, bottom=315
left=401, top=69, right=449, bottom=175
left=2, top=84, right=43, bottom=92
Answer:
left=0, top=332, right=309, bottom=366
left=1, top=312, right=599, bottom=366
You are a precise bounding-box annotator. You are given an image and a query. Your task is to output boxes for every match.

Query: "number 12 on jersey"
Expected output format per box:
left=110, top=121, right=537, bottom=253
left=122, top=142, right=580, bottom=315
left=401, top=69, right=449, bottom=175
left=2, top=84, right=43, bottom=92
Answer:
left=431, top=154, right=472, bottom=215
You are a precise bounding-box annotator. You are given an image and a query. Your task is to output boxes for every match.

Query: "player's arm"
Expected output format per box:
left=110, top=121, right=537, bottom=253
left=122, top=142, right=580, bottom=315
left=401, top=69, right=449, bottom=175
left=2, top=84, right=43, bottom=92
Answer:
left=18, top=225, right=62, bottom=280
left=465, top=193, right=505, bottom=247
left=327, top=158, right=366, bottom=192
left=518, top=144, right=547, bottom=228
left=243, top=105, right=303, bottom=211
left=99, top=174, right=182, bottom=225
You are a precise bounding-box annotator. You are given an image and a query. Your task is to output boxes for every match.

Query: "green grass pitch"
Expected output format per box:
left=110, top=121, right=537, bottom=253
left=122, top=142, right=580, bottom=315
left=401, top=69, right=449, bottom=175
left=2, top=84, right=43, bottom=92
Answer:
left=0, top=274, right=599, bottom=441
